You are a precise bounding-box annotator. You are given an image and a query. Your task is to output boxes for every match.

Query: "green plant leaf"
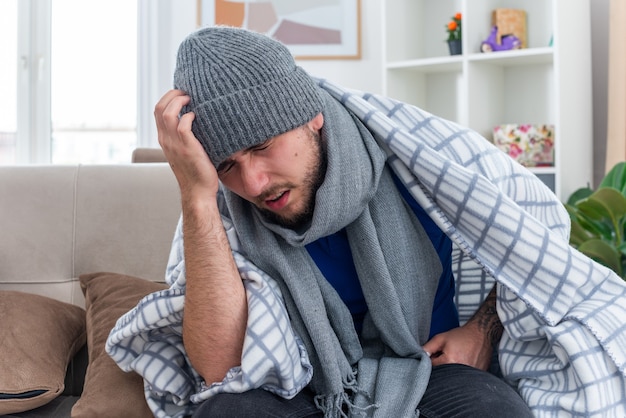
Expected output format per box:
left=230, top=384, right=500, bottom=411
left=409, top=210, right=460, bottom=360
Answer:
left=568, top=219, right=596, bottom=247
left=617, top=241, right=626, bottom=256
left=565, top=203, right=604, bottom=244
left=599, top=161, right=626, bottom=194
left=566, top=187, right=593, bottom=206
left=571, top=211, right=613, bottom=240
left=565, top=162, right=626, bottom=280
left=577, top=239, right=623, bottom=276
left=576, top=188, right=626, bottom=222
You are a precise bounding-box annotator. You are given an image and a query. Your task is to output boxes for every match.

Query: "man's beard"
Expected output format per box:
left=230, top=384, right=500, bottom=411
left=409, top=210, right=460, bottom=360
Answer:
left=258, top=127, right=327, bottom=230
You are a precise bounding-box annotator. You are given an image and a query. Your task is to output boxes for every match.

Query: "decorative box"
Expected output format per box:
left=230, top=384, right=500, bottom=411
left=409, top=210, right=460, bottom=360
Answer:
left=492, top=8, right=527, bottom=49
left=492, top=124, right=555, bottom=167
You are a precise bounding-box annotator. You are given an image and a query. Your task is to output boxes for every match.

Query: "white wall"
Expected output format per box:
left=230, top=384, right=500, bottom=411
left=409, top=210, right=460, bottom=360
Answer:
left=139, top=0, right=197, bottom=146
left=143, top=0, right=383, bottom=146
left=296, top=1, right=384, bottom=94
left=158, top=0, right=384, bottom=96
left=155, top=0, right=610, bottom=186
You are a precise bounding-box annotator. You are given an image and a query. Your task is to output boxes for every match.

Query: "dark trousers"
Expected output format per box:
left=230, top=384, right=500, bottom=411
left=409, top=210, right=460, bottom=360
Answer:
left=192, top=363, right=534, bottom=418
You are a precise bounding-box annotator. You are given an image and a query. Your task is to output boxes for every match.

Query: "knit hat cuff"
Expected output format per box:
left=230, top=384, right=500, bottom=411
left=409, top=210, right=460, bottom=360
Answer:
left=191, top=67, right=323, bottom=167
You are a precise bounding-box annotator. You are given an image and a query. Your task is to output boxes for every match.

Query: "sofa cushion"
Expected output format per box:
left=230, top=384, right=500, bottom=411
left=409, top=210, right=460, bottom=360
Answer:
left=0, top=396, right=79, bottom=418
left=71, top=272, right=168, bottom=418
left=0, top=291, right=86, bottom=414
left=0, top=164, right=181, bottom=309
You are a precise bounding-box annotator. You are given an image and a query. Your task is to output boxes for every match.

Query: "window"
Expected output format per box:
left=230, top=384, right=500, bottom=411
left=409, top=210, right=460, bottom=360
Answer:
left=51, top=0, right=138, bottom=164
left=1, top=0, right=138, bottom=164
left=0, top=1, right=18, bottom=163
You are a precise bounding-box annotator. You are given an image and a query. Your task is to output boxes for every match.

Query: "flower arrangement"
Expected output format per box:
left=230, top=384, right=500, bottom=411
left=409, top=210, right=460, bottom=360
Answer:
left=446, top=12, right=462, bottom=41
left=492, top=124, right=554, bottom=167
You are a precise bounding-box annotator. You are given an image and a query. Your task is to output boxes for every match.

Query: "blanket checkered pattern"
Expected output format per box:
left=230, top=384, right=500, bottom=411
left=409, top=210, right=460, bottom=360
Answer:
left=107, top=79, right=626, bottom=417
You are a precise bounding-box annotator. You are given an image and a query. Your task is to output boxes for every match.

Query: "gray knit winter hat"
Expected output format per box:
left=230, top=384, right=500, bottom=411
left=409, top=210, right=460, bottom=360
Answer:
left=173, top=26, right=324, bottom=167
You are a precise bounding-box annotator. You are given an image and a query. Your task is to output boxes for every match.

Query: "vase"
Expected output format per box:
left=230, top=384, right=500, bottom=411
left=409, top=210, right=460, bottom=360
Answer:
left=448, top=39, right=462, bottom=55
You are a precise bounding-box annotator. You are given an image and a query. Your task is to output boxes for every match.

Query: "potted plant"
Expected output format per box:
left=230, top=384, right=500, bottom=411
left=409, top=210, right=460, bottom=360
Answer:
left=445, top=13, right=462, bottom=55
left=565, top=161, right=626, bottom=280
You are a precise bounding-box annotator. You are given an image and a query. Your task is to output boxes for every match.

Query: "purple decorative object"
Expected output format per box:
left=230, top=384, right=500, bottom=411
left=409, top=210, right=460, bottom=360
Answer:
left=480, top=26, right=522, bottom=52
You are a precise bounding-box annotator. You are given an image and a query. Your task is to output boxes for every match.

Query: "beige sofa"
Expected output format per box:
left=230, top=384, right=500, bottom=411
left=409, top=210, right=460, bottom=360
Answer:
left=0, top=163, right=181, bottom=417
left=0, top=154, right=496, bottom=417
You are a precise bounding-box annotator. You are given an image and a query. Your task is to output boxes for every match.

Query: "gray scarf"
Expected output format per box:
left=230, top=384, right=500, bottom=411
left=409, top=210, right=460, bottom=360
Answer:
left=224, top=91, right=441, bottom=417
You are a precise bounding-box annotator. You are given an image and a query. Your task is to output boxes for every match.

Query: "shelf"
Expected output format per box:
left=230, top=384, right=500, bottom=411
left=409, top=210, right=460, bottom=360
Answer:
left=526, top=166, right=556, bottom=175
left=382, top=0, right=592, bottom=200
left=386, top=47, right=553, bottom=73
left=386, top=56, right=463, bottom=73
left=467, top=47, right=553, bottom=66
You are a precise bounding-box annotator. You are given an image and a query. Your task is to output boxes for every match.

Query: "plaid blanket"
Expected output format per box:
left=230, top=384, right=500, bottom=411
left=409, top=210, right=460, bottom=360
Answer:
left=107, top=79, right=626, bottom=417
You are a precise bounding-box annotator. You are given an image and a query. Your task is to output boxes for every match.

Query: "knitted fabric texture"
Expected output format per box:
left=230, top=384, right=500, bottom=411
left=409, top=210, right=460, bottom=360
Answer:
left=173, top=27, right=324, bottom=167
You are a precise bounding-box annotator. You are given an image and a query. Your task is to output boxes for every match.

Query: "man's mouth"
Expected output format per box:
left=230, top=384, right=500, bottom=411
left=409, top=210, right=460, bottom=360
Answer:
left=264, top=190, right=290, bottom=211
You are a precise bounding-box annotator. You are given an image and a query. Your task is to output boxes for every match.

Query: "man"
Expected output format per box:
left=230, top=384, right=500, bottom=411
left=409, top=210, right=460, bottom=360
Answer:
left=107, top=27, right=626, bottom=418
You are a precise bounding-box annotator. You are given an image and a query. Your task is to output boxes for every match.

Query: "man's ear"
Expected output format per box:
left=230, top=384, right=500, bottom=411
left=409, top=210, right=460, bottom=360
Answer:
left=308, top=113, right=324, bottom=131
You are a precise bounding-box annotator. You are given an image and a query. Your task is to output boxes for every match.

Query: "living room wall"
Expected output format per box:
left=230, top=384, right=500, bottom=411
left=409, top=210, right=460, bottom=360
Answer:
left=148, top=0, right=383, bottom=144
left=166, top=1, right=609, bottom=187
left=164, top=0, right=383, bottom=93
left=295, top=2, right=383, bottom=94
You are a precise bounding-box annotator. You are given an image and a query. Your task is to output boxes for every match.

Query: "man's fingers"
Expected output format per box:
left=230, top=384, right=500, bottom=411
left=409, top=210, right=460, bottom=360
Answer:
left=430, top=352, right=448, bottom=366
left=154, top=89, right=188, bottom=113
left=154, top=90, right=190, bottom=132
left=161, top=95, right=192, bottom=132
left=155, top=91, right=197, bottom=154
left=178, top=111, right=196, bottom=140
left=422, top=334, right=443, bottom=352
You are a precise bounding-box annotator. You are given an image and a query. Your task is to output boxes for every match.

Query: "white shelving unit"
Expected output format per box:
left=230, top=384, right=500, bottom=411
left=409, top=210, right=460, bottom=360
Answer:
left=382, top=0, right=593, bottom=200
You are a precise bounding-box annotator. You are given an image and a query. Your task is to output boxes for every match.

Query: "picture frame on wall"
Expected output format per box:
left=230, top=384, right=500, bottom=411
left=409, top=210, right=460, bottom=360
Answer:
left=197, top=0, right=361, bottom=60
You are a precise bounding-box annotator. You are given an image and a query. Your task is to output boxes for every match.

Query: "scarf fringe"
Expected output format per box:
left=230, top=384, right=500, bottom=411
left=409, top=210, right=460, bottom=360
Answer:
left=314, top=376, right=379, bottom=418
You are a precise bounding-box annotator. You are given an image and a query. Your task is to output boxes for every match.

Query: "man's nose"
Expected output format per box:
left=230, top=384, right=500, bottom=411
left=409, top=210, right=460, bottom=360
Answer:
left=240, top=161, right=268, bottom=197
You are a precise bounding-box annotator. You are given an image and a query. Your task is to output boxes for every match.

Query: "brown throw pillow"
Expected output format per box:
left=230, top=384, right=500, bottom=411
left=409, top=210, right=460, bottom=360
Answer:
left=71, top=272, right=168, bottom=418
left=0, top=291, right=86, bottom=414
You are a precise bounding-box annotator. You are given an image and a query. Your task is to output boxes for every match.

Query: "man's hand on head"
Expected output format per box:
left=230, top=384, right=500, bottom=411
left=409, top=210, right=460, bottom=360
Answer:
left=154, top=89, right=220, bottom=200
